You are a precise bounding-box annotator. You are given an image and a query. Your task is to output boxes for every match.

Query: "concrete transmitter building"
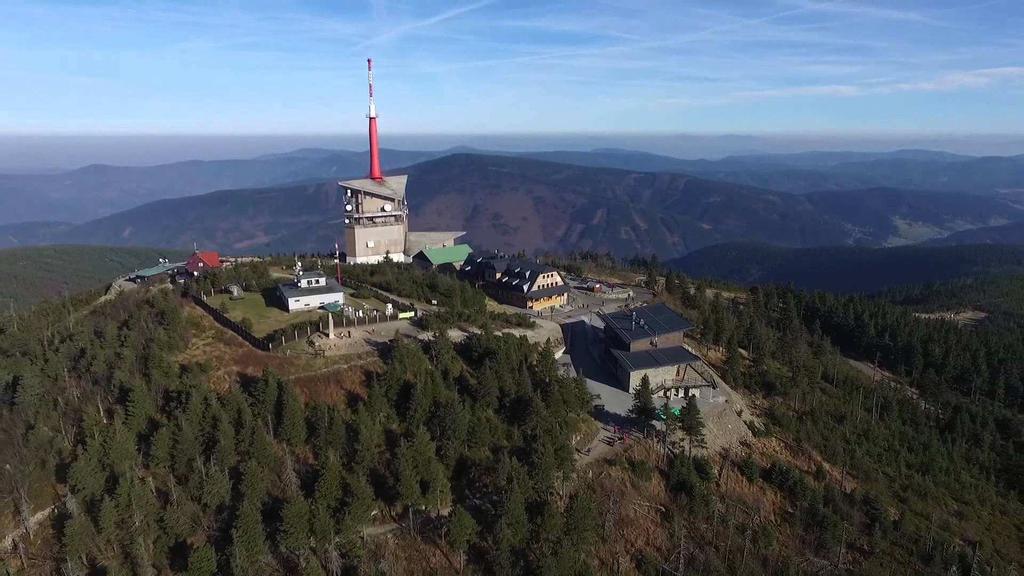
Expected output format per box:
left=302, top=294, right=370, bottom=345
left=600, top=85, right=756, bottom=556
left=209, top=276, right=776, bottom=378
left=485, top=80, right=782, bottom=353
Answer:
left=600, top=303, right=716, bottom=398
left=341, top=59, right=463, bottom=264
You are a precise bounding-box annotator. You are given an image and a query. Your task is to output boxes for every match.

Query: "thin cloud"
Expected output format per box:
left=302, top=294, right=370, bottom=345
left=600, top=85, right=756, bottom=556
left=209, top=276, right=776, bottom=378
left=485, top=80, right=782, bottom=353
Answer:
left=354, top=0, right=496, bottom=49
left=791, top=0, right=948, bottom=26
left=722, top=67, right=1024, bottom=102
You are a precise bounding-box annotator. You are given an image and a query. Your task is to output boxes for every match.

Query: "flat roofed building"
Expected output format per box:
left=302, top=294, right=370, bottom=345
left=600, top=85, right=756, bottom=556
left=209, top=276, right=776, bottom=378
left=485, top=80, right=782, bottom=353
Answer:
left=600, top=302, right=694, bottom=353
left=460, top=252, right=570, bottom=310
left=599, top=303, right=713, bottom=396
left=610, top=346, right=709, bottom=395
left=277, top=269, right=345, bottom=313
left=405, top=231, right=466, bottom=256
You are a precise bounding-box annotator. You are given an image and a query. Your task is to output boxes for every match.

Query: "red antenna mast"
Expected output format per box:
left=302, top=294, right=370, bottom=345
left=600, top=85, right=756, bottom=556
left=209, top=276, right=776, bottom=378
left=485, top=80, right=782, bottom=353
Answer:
left=367, top=58, right=383, bottom=181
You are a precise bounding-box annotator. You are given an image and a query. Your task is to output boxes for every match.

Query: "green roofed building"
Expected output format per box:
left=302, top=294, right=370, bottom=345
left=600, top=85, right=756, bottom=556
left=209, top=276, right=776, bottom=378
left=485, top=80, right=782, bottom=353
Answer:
left=411, top=244, right=473, bottom=271
left=129, top=261, right=186, bottom=284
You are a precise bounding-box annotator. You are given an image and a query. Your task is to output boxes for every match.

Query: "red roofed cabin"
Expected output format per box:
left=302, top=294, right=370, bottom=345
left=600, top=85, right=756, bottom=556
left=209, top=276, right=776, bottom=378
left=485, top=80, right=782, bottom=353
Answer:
left=186, top=251, right=222, bottom=275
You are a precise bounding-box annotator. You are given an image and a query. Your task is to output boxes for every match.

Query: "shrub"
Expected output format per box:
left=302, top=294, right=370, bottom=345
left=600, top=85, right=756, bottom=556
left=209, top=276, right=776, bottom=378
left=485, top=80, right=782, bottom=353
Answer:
left=692, top=455, right=715, bottom=482
left=626, top=457, right=654, bottom=482
left=738, top=455, right=760, bottom=481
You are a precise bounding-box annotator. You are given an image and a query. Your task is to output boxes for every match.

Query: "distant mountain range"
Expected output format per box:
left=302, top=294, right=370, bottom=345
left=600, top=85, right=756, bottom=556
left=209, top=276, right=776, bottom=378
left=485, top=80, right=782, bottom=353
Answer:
left=3, top=153, right=1022, bottom=258
left=2, top=146, right=1024, bottom=227
left=0, top=148, right=445, bottom=224
left=518, top=149, right=1024, bottom=195
left=669, top=242, right=1024, bottom=293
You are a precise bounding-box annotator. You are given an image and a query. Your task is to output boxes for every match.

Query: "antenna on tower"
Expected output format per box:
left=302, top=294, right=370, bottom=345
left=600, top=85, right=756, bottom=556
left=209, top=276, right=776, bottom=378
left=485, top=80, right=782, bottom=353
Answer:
left=335, top=241, right=343, bottom=286
left=367, top=58, right=383, bottom=181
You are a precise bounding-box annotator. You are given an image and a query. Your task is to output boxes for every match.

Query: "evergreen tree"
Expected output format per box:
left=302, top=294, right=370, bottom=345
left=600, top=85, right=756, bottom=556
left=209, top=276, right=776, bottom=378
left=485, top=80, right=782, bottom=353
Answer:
left=494, top=473, right=528, bottom=573
left=148, top=425, right=172, bottom=471
left=277, top=383, right=306, bottom=448
left=279, top=495, right=311, bottom=553
left=230, top=499, right=268, bottom=574
left=185, top=543, right=217, bottom=576
left=448, top=506, right=478, bottom=574
left=681, top=396, right=706, bottom=456
left=629, top=374, right=658, bottom=431
left=725, top=332, right=744, bottom=388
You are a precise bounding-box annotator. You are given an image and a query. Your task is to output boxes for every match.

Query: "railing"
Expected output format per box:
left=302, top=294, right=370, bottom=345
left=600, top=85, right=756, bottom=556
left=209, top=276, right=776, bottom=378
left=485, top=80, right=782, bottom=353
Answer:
left=187, top=280, right=419, bottom=353
left=337, top=277, right=418, bottom=317
left=187, top=291, right=272, bottom=351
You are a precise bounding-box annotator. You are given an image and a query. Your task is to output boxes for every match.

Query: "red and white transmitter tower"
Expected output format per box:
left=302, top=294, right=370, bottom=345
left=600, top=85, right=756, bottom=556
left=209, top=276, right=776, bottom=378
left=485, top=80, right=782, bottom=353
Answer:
left=339, top=58, right=410, bottom=263
left=367, top=58, right=383, bottom=181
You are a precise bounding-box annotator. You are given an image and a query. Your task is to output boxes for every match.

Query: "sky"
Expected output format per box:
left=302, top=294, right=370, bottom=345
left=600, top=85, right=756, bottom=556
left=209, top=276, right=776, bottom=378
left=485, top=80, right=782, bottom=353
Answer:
left=1, top=0, right=1023, bottom=136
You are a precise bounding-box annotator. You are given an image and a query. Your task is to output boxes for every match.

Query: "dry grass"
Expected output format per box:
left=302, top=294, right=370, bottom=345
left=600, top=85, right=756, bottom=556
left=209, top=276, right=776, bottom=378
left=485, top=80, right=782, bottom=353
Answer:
left=178, top=300, right=375, bottom=403
left=205, top=292, right=322, bottom=337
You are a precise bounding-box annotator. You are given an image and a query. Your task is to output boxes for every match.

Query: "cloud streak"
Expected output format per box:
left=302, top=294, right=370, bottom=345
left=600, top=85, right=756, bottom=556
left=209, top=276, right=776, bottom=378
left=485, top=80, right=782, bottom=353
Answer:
left=354, top=0, right=496, bottom=49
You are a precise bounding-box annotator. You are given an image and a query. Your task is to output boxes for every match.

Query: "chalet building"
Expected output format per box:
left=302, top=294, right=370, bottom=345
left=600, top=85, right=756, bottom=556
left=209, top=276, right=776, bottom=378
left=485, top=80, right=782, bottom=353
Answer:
left=186, top=251, right=222, bottom=276
left=276, top=269, right=345, bottom=313
left=411, top=244, right=473, bottom=272
left=460, top=252, right=570, bottom=310
left=599, top=303, right=715, bottom=398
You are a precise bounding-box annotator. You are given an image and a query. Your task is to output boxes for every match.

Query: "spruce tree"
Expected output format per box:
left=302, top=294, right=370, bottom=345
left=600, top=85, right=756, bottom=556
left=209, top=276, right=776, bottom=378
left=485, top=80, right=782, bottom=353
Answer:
left=279, top=495, right=311, bottom=553
left=629, top=374, right=658, bottom=431
left=681, top=396, right=706, bottom=455
left=277, top=384, right=306, bottom=448
left=148, top=425, right=173, bottom=471
left=448, top=506, right=478, bottom=574
left=230, top=499, right=268, bottom=574
left=185, top=543, right=217, bottom=576
left=725, top=333, right=744, bottom=388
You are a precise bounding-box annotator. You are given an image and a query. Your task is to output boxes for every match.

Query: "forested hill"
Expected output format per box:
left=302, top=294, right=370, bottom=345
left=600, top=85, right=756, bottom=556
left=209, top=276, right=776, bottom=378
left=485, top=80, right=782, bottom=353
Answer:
left=3, top=260, right=1024, bottom=572
left=0, top=244, right=189, bottom=309
left=669, top=242, right=1024, bottom=293
left=925, top=220, right=1024, bottom=246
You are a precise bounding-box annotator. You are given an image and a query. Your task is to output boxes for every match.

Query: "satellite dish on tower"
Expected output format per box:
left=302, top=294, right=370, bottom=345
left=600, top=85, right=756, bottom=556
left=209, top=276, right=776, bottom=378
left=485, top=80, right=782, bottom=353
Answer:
left=345, top=203, right=354, bottom=212
left=383, top=203, right=393, bottom=212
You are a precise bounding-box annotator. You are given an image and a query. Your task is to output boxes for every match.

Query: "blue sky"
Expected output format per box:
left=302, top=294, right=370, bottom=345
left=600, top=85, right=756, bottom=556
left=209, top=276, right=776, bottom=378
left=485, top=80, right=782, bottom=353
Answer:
left=1, top=0, right=1022, bottom=135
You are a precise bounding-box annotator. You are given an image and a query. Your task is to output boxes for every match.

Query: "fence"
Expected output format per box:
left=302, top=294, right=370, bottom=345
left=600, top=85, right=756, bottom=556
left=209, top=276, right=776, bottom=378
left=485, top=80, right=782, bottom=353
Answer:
left=187, top=285, right=414, bottom=353
left=186, top=291, right=273, bottom=351
left=337, top=277, right=418, bottom=317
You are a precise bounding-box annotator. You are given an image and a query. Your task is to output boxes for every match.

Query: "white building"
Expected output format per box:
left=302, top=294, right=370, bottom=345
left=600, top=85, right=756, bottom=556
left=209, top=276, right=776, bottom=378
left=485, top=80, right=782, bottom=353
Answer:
left=277, top=270, right=345, bottom=313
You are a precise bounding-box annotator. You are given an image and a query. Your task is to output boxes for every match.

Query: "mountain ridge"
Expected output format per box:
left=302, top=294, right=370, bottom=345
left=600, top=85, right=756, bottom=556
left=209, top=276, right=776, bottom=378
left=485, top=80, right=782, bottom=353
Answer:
left=6, top=153, right=1022, bottom=257
left=669, top=241, right=1024, bottom=292
left=4, top=146, right=1024, bottom=226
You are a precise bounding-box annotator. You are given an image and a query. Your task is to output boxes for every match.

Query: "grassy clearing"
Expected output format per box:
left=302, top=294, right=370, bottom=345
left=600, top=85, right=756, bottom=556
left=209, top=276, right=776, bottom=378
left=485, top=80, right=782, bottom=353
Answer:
left=206, top=291, right=321, bottom=336
left=341, top=286, right=390, bottom=312
left=178, top=301, right=374, bottom=401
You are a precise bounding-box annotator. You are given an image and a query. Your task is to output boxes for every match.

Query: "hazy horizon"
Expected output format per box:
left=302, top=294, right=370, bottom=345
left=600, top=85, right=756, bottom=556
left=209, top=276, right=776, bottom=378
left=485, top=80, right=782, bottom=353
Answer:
left=3, top=132, right=1024, bottom=173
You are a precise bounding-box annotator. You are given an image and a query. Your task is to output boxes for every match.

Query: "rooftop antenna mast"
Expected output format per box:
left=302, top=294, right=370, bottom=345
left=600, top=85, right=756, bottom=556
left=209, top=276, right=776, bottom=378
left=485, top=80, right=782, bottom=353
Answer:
left=335, top=241, right=343, bottom=286
left=367, top=58, right=383, bottom=181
